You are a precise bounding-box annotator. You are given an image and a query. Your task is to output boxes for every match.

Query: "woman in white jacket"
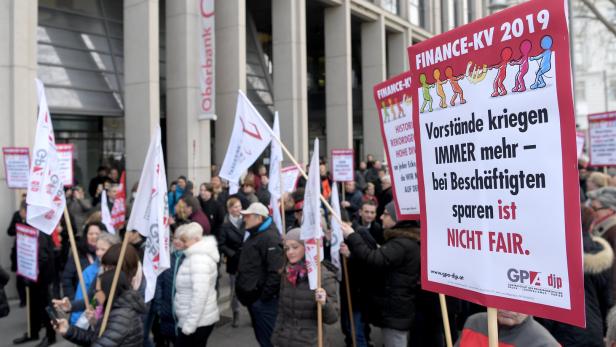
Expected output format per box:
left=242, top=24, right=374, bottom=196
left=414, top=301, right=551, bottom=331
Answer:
left=173, top=222, right=220, bottom=346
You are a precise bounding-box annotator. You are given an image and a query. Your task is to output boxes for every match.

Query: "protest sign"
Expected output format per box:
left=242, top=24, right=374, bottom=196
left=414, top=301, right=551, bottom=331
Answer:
left=373, top=71, right=420, bottom=220
left=576, top=131, right=585, bottom=160
left=56, top=144, right=74, bottom=187
left=408, top=0, right=583, bottom=326
left=331, top=149, right=354, bottom=182
left=16, top=223, right=38, bottom=282
left=281, top=165, right=301, bottom=193
left=3, top=147, right=30, bottom=189
left=588, top=112, right=616, bottom=167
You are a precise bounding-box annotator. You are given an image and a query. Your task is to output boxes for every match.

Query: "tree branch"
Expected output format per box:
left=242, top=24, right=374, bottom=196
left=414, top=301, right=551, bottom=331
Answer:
left=580, top=0, right=616, bottom=37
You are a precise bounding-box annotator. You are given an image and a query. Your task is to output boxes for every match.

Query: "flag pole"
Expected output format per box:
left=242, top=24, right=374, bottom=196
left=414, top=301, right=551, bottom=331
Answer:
left=279, top=169, right=286, bottom=233
left=316, top=237, right=323, bottom=347
left=487, top=307, right=499, bottom=347
left=342, top=257, right=357, bottom=347
left=439, top=294, right=453, bottom=347
left=26, top=287, right=31, bottom=338
left=99, top=233, right=130, bottom=336
left=63, top=207, right=90, bottom=310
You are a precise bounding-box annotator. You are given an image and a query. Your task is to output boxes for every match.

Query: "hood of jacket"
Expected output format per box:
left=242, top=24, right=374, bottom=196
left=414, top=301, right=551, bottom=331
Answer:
left=114, top=289, right=147, bottom=315
left=184, top=236, right=220, bottom=264
left=584, top=236, right=614, bottom=274
left=384, top=226, right=420, bottom=241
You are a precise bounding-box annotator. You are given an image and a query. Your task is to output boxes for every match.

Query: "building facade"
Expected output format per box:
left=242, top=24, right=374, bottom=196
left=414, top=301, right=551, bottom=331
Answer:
left=0, top=0, right=488, bottom=292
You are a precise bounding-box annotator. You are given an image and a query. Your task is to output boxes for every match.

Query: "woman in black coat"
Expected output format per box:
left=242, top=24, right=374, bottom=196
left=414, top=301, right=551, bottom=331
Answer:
left=53, top=270, right=146, bottom=347
left=217, top=196, right=244, bottom=327
left=541, top=207, right=614, bottom=347
left=62, top=222, right=103, bottom=298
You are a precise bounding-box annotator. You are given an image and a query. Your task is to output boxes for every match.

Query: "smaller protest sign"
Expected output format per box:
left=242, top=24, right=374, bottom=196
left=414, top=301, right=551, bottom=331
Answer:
left=56, top=144, right=74, bottom=187
left=331, top=149, right=354, bottom=182
left=576, top=131, right=585, bottom=160
left=16, top=223, right=38, bottom=282
left=281, top=165, right=301, bottom=193
left=589, top=112, right=616, bottom=167
left=3, top=147, right=30, bottom=189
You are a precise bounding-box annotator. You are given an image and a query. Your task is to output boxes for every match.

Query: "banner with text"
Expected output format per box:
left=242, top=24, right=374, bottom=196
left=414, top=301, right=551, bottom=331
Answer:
left=331, top=149, right=354, bottom=182
left=281, top=165, right=301, bottom=193
left=373, top=71, right=420, bottom=220
left=16, top=223, right=38, bottom=282
left=588, top=112, right=616, bottom=167
left=409, top=0, right=583, bottom=326
left=57, top=144, right=74, bottom=187
left=3, top=147, right=30, bottom=189
left=198, top=0, right=216, bottom=120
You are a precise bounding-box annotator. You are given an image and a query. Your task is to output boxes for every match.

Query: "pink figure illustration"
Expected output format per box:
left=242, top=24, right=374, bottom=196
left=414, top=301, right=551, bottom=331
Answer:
left=509, top=40, right=532, bottom=92
left=433, top=68, right=449, bottom=108
left=488, top=47, right=513, bottom=97
left=445, top=66, right=466, bottom=106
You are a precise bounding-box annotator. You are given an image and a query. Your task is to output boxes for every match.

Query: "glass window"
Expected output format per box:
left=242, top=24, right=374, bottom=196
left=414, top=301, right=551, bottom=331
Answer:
left=382, top=0, right=399, bottom=15
left=575, top=80, right=586, bottom=102
left=46, top=87, right=123, bottom=115
left=39, top=0, right=101, bottom=17
left=38, top=65, right=120, bottom=92
left=38, top=44, right=116, bottom=72
left=39, top=7, right=106, bottom=36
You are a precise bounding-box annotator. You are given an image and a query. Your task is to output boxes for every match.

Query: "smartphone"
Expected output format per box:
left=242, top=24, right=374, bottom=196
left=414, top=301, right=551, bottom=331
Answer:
left=45, top=306, right=58, bottom=325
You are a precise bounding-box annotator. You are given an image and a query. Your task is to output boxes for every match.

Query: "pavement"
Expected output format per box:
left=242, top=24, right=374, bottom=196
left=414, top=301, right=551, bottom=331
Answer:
left=0, top=271, right=383, bottom=347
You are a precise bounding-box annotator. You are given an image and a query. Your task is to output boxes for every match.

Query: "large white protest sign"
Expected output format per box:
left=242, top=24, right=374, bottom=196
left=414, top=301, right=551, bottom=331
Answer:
left=281, top=165, right=301, bottom=193
left=16, top=223, right=38, bottom=282
left=3, top=147, right=30, bottom=189
left=409, top=0, right=583, bottom=326
left=373, top=71, right=420, bottom=220
left=588, top=112, right=616, bottom=167
left=331, top=149, right=354, bottom=182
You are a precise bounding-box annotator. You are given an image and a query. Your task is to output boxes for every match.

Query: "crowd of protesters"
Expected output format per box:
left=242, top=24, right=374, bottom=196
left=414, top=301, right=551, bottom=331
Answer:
left=3, top=157, right=616, bottom=347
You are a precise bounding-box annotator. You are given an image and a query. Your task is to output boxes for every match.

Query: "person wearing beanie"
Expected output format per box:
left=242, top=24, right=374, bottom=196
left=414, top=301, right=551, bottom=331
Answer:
left=541, top=206, right=613, bottom=347
left=271, top=228, right=339, bottom=346
left=340, top=201, right=420, bottom=347
left=235, top=202, right=283, bottom=347
left=588, top=187, right=616, bottom=299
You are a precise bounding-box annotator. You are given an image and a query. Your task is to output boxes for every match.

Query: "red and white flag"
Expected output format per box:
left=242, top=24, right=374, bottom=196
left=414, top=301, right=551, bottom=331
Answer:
left=111, top=171, right=126, bottom=230
left=301, top=138, right=323, bottom=290
left=269, top=113, right=283, bottom=234
left=219, top=91, right=272, bottom=185
left=26, top=79, right=66, bottom=235
left=126, top=127, right=170, bottom=302
left=101, top=189, right=116, bottom=234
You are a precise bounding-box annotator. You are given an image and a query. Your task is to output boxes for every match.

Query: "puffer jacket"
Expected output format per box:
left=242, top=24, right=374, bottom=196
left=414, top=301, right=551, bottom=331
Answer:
left=272, top=262, right=339, bottom=347
left=542, top=235, right=613, bottom=347
left=64, top=290, right=146, bottom=347
left=345, top=226, right=420, bottom=331
left=174, top=236, right=220, bottom=334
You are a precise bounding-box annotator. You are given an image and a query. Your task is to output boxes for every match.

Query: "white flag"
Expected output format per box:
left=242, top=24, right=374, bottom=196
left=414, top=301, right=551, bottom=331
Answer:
left=219, top=91, right=273, bottom=185
left=269, top=113, right=283, bottom=233
left=330, top=183, right=343, bottom=280
left=26, top=79, right=66, bottom=235
left=301, top=138, right=323, bottom=290
left=100, top=190, right=116, bottom=234
left=126, top=127, right=170, bottom=302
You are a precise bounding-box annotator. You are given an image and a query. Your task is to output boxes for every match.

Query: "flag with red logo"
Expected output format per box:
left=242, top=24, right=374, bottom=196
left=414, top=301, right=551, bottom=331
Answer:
left=26, top=79, right=66, bottom=235
left=126, top=127, right=170, bottom=302
left=301, top=138, right=323, bottom=290
left=219, top=90, right=273, bottom=184
left=330, top=183, right=343, bottom=281
left=111, top=171, right=126, bottom=230
left=269, top=112, right=283, bottom=234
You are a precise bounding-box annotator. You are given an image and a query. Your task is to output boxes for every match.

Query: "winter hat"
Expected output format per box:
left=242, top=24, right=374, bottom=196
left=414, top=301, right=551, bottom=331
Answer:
left=284, top=228, right=304, bottom=245
left=384, top=201, right=398, bottom=223
left=588, top=187, right=616, bottom=211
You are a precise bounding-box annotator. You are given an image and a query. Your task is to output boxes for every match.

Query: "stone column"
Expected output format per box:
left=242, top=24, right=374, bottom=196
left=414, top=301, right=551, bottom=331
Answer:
left=166, top=0, right=211, bottom=185
left=361, top=15, right=386, bottom=160
left=214, top=0, right=245, bottom=166
left=325, top=0, right=353, bottom=155
left=124, top=0, right=160, bottom=187
left=273, top=0, right=308, bottom=164
left=387, top=30, right=409, bottom=77
left=0, top=0, right=37, bottom=296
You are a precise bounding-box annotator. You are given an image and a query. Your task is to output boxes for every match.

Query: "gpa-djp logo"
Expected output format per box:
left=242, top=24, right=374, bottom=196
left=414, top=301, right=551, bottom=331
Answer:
left=507, top=268, right=541, bottom=286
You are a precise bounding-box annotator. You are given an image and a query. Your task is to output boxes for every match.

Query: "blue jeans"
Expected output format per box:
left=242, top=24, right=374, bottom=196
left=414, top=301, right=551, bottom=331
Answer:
left=340, top=308, right=368, bottom=347
left=247, top=298, right=278, bottom=347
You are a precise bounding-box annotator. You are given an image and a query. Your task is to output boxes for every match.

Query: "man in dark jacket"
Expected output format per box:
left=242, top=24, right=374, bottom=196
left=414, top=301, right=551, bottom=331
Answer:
left=341, top=181, right=363, bottom=219
left=376, top=176, right=393, bottom=221
left=236, top=202, right=283, bottom=347
left=341, top=201, right=420, bottom=347
left=7, top=202, right=27, bottom=306
left=198, top=183, right=225, bottom=239
left=13, top=231, right=57, bottom=346
left=352, top=200, right=385, bottom=245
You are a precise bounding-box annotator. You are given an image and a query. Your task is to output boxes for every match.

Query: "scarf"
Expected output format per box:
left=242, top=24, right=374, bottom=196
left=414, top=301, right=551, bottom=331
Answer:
left=229, top=214, right=242, bottom=229
left=286, top=261, right=307, bottom=287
